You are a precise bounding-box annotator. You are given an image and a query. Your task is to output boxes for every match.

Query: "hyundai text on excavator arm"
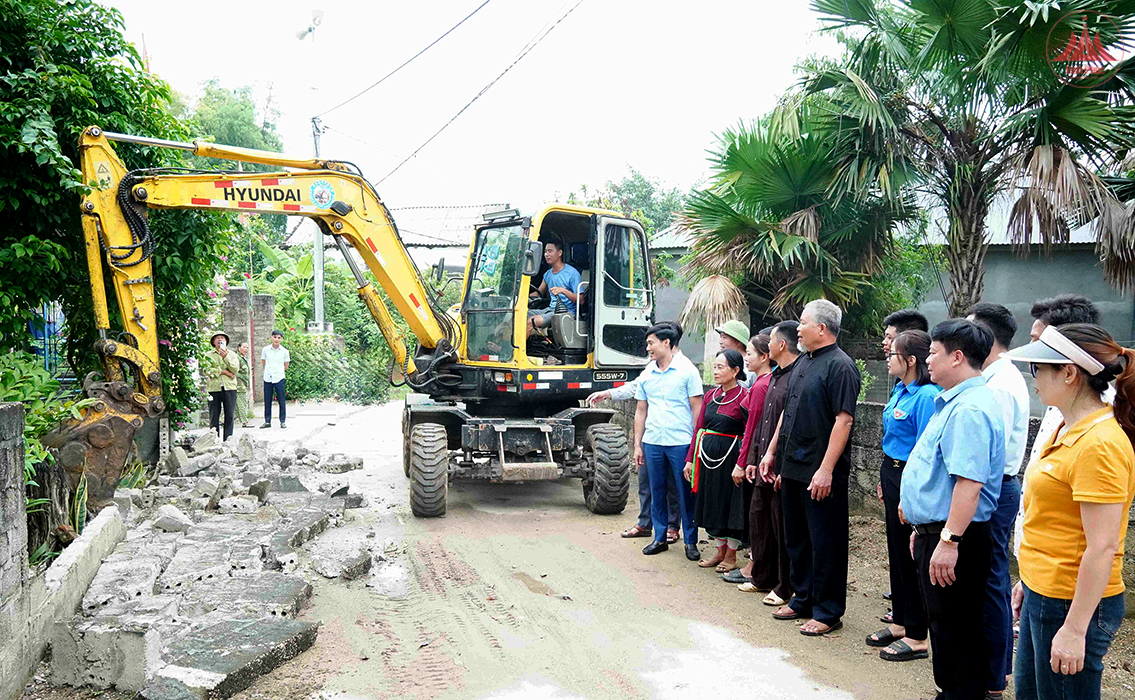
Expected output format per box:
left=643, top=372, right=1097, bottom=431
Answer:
left=51, top=126, right=652, bottom=517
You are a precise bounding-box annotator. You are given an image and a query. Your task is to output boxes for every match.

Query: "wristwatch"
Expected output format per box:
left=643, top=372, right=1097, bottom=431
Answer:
left=940, top=527, right=962, bottom=544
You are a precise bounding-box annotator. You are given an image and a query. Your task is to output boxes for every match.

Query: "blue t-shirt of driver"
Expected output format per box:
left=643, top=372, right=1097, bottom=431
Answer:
left=543, top=264, right=582, bottom=315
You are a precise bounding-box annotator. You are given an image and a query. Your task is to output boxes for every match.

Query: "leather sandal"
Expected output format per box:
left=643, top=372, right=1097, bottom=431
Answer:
left=665, top=529, right=679, bottom=544
left=621, top=525, right=651, bottom=538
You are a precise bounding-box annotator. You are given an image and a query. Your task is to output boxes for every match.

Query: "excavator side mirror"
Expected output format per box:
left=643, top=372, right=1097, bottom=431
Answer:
left=434, top=258, right=445, bottom=283
left=522, top=240, right=543, bottom=277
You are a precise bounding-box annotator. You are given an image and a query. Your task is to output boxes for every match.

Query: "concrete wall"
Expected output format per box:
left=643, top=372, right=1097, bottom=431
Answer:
left=2, top=402, right=129, bottom=699
left=1, top=404, right=30, bottom=699
left=221, top=289, right=276, bottom=402
left=918, top=244, right=1135, bottom=415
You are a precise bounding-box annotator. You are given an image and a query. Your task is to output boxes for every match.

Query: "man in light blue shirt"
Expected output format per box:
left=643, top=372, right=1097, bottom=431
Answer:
left=527, top=240, right=582, bottom=337
left=635, top=323, right=703, bottom=559
left=967, top=302, right=1030, bottom=697
left=900, top=319, right=1004, bottom=698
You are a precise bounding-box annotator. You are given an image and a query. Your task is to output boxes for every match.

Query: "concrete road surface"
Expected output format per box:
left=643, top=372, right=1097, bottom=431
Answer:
left=237, top=399, right=938, bottom=700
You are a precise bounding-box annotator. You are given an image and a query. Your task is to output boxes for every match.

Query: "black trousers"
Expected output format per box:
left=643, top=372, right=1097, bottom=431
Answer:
left=209, top=389, right=236, bottom=441
left=781, top=472, right=849, bottom=624
left=880, top=456, right=928, bottom=640
left=913, top=520, right=992, bottom=700
left=749, top=484, right=791, bottom=599
left=264, top=379, right=286, bottom=424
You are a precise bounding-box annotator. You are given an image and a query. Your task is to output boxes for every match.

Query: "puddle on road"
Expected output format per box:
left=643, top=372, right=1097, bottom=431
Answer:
left=639, top=623, right=853, bottom=699
left=482, top=678, right=587, bottom=699
left=475, top=622, right=852, bottom=700
left=511, top=572, right=555, bottom=595
left=365, top=559, right=410, bottom=598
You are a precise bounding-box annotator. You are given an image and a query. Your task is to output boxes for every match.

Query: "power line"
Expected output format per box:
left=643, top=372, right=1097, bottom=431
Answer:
left=376, top=0, right=586, bottom=186
left=317, top=0, right=494, bottom=118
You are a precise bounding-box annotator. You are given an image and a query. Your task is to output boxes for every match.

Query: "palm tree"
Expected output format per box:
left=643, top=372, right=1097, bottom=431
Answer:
left=678, top=275, right=747, bottom=380
left=678, top=110, right=915, bottom=318
left=799, top=0, right=1135, bottom=316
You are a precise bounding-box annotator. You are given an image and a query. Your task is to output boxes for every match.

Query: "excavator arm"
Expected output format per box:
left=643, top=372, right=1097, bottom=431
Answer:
left=47, top=126, right=458, bottom=509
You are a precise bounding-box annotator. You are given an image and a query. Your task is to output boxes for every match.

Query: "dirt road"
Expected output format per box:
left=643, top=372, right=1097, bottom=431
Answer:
left=226, top=400, right=945, bottom=700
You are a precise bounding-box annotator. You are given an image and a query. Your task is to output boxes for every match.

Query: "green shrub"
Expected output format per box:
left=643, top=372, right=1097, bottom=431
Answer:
left=285, top=334, right=391, bottom=405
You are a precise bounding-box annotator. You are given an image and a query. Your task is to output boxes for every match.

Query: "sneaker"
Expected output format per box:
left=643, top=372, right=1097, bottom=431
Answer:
left=280, top=423, right=287, bottom=429
left=259, top=423, right=271, bottom=429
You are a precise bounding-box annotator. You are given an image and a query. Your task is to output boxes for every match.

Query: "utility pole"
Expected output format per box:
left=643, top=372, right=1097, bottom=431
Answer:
left=296, top=8, right=327, bottom=332
left=311, top=115, right=325, bottom=331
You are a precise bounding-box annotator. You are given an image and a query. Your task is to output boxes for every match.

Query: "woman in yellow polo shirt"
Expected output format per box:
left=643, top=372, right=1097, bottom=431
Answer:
left=1005, top=323, right=1135, bottom=700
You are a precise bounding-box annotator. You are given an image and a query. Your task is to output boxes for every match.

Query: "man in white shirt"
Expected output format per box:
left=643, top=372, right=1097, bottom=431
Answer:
left=967, top=302, right=1030, bottom=697
left=260, top=330, right=291, bottom=429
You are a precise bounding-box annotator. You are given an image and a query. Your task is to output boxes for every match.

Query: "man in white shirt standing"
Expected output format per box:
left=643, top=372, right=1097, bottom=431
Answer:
left=260, top=329, right=291, bottom=430
left=967, top=302, right=1030, bottom=698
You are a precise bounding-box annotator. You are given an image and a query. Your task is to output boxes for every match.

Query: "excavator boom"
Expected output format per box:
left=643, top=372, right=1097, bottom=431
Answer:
left=50, top=126, right=458, bottom=509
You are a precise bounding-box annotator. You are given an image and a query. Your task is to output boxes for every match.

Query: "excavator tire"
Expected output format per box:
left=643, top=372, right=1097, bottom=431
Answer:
left=409, top=423, right=448, bottom=517
left=401, top=408, right=411, bottom=478
left=582, top=424, right=631, bottom=515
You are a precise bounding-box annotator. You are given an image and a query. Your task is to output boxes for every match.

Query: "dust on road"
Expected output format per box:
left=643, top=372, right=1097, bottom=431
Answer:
left=230, top=400, right=940, bottom=700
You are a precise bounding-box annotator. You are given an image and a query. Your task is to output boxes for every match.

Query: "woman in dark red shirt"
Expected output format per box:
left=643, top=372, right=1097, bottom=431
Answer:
left=684, top=349, right=750, bottom=572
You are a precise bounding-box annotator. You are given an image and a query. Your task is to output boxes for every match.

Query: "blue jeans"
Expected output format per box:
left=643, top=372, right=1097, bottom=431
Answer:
left=263, top=379, right=286, bottom=424
left=636, top=456, right=680, bottom=531
left=644, top=443, right=696, bottom=545
left=1015, top=584, right=1125, bottom=700
left=985, top=474, right=1021, bottom=691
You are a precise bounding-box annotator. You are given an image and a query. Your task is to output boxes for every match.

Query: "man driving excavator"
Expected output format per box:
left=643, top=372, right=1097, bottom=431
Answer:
left=526, top=239, right=582, bottom=338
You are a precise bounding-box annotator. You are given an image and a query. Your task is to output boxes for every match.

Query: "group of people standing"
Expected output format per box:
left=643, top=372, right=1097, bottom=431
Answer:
left=590, top=293, right=1134, bottom=700
left=204, top=329, right=291, bottom=440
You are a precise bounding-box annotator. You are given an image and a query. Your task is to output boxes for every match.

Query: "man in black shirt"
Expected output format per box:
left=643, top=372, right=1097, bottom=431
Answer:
left=760, top=299, right=860, bottom=636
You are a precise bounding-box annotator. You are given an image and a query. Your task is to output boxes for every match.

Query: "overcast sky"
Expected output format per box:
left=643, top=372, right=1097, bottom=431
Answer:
left=105, top=0, right=839, bottom=211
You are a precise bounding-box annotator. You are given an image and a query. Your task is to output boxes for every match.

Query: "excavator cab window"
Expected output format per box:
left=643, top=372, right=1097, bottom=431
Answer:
left=463, top=223, right=525, bottom=361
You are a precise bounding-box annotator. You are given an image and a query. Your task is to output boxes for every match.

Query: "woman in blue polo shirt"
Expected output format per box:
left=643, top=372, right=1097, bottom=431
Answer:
left=868, top=330, right=940, bottom=661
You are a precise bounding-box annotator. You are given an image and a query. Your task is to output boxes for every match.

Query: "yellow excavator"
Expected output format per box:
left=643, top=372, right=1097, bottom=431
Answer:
left=48, top=127, right=654, bottom=517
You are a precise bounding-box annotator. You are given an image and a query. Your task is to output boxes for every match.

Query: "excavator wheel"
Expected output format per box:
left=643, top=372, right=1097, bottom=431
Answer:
left=409, top=423, right=448, bottom=517
left=582, top=424, right=631, bottom=515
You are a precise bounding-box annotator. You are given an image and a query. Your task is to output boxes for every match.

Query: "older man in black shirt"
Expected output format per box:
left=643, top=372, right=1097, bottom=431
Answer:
left=760, top=299, right=860, bottom=636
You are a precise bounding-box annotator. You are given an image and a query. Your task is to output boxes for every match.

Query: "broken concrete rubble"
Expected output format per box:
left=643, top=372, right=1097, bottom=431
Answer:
left=190, top=431, right=217, bottom=454
left=247, top=479, right=270, bottom=505
left=205, top=477, right=233, bottom=511
left=179, top=453, right=216, bottom=477
left=312, top=547, right=372, bottom=580
left=153, top=505, right=193, bottom=534
left=165, top=446, right=188, bottom=475
left=217, top=496, right=257, bottom=514
left=342, top=494, right=367, bottom=509
left=47, top=435, right=367, bottom=698
left=318, top=454, right=363, bottom=474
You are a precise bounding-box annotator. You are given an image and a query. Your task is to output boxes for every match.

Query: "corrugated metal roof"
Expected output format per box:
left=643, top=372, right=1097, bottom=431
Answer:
left=922, top=197, right=1100, bottom=246
left=650, top=224, right=693, bottom=250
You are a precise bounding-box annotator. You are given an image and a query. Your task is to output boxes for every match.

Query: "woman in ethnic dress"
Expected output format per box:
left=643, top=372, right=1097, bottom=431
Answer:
left=235, top=342, right=254, bottom=428
left=684, top=348, right=750, bottom=572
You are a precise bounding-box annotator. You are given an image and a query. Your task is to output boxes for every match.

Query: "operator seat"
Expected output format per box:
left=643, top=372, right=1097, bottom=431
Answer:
left=549, top=242, right=589, bottom=350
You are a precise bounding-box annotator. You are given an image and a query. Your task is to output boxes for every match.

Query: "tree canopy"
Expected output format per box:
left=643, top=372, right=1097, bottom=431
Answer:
left=0, top=0, right=236, bottom=413
left=797, top=0, right=1135, bottom=315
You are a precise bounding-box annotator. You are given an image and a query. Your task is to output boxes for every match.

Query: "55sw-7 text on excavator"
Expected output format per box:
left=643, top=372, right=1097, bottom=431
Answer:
left=48, top=127, right=657, bottom=517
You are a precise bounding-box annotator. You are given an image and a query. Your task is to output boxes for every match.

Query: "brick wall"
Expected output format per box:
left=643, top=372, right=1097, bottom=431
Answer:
left=221, top=289, right=275, bottom=402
